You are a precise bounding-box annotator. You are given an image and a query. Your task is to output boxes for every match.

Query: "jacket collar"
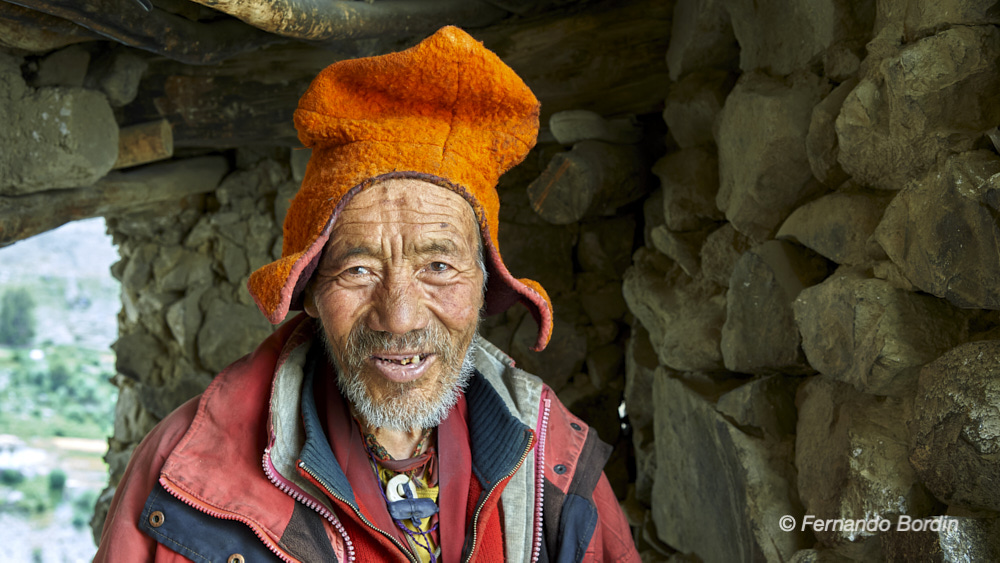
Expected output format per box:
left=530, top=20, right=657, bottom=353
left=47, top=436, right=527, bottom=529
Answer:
left=158, top=314, right=541, bottom=560
left=297, top=343, right=533, bottom=504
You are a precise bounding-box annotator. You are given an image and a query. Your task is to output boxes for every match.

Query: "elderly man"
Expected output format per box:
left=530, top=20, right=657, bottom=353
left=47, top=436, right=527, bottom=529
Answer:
left=96, top=26, right=638, bottom=562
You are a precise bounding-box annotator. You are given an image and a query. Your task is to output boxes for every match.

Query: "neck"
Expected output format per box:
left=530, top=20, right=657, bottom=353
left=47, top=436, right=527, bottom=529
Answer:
left=355, top=413, right=429, bottom=460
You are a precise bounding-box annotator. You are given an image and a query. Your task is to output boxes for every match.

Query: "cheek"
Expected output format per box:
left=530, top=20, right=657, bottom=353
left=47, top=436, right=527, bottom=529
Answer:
left=315, top=288, right=369, bottom=343
left=426, top=280, right=483, bottom=330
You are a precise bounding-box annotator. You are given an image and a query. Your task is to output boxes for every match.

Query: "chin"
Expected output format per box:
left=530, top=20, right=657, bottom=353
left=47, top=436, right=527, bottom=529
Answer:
left=338, top=345, right=476, bottom=432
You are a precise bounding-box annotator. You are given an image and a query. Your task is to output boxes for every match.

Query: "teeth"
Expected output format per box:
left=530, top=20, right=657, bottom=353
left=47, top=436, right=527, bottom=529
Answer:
left=396, top=355, right=422, bottom=365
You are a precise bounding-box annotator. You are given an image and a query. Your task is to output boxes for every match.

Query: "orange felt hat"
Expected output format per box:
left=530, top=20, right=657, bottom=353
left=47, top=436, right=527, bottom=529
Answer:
left=246, top=25, right=553, bottom=351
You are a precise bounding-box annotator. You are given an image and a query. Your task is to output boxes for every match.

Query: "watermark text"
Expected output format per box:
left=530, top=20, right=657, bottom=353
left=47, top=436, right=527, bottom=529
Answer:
left=778, top=514, right=958, bottom=533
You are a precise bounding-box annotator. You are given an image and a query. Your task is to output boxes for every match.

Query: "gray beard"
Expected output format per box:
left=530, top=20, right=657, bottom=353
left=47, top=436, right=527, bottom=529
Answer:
left=317, top=323, right=478, bottom=432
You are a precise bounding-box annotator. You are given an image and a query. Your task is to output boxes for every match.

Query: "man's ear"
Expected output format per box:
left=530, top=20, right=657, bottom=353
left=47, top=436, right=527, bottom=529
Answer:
left=303, top=282, right=319, bottom=318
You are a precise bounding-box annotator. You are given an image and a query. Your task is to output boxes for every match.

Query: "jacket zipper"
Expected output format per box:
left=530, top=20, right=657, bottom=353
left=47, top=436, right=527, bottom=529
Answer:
left=463, top=433, right=536, bottom=563
left=159, top=477, right=297, bottom=563
left=297, top=460, right=419, bottom=563
left=262, top=450, right=356, bottom=562
left=530, top=398, right=551, bottom=563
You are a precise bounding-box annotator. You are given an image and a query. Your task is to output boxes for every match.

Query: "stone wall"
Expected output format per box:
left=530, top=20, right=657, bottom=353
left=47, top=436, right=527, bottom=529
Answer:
left=621, top=0, right=1000, bottom=561
left=93, top=148, right=295, bottom=534
left=5, top=1, right=1000, bottom=560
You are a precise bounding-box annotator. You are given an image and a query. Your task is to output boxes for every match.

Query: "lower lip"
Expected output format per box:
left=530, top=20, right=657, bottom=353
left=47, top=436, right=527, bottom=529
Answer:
left=368, top=354, right=435, bottom=383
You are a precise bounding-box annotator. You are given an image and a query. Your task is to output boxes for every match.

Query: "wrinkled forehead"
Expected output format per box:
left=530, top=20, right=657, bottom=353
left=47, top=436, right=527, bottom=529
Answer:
left=342, top=178, right=477, bottom=221
left=322, top=178, right=481, bottom=259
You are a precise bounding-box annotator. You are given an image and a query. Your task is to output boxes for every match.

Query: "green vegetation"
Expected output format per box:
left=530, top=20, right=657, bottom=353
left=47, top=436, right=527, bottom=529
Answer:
left=72, top=488, right=98, bottom=530
left=0, top=288, right=37, bottom=347
left=0, top=468, right=66, bottom=516
left=0, top=344, right=116, bottom=525
left=0, top=344, right=117, bottom=440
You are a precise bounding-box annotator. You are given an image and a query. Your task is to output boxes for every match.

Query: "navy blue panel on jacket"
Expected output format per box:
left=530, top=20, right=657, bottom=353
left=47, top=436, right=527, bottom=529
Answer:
left=139, top=483, right=280, bottom=563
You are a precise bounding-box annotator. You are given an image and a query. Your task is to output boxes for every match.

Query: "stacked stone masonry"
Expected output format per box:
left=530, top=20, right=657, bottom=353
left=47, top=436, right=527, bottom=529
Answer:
left=3, top=2, right=1000, bottom=561
left=620, top=0, right=1000, bottom=560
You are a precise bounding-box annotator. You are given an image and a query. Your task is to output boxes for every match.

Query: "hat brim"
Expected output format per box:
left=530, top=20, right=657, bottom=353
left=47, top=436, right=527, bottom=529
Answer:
left=247, top=171, right=553, bottom=351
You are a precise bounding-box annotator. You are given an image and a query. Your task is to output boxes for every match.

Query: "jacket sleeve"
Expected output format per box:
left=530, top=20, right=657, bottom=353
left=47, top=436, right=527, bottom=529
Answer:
left=540, top=386, right=640, bottom=563
left=93, top=396, right=202, bottom=563
left=586, top=472, right=640, bottom=563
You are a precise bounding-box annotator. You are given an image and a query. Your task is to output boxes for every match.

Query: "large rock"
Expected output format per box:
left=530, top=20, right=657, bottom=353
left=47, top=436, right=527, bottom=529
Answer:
left=722, top=0, right=874, bottom=76
left=796, top=377, right=933, bottom=550
left=623, top=248, right=726, bottom=371
left=777, top=188, right=893, bottom=267
left=112, top=332, right=164, bottom=381
left=576, top=215, right=636, bottom=279
left=650, top=225, right=707, bottom=279
left=880, top=517, right=1000, bottom=562
left=137, top=364, right=213, bottom=420
left=663, top=70, right=733, bottom=149
left=700, top=223, right=752, bottom=288
left=873, top=151, right=1000, bottom=310
left=722, top=241, right=829, bottom=375
left=653, top=376, right=809, bottom=562
left=511, top=313, right=586, bottom=392
left=716, top=375, right=798, bottom=438
left=90, top=48, right=149, bottom=107
left=33, top=45, right=90, bottom=88
left=576, top=273, right=627, bottom=324
left=197, top=300, right=274, bottom=373
left=909, top=341, right=1000, bottom=512
left=548, top=109, right=642, bottom=145
left=806, top=78, right=856, bottom=187
left=499, top=221, right=577, bottom=294
left=794, top=270, right=970, bottom=396
left=165, top=288, right=206, bottom=352
left=716, top=72, right=830, bottom=242
left=876, top=0, right=1000, bottom=42
left=655, top=147, right=724, bottom=232
left=665, top=0, right=738, bottom=81
left=836, top=26, right=1000, bottom=191
left=153, top=247, right=214, bottom=292
left=0, top=77, right=118, bottom=193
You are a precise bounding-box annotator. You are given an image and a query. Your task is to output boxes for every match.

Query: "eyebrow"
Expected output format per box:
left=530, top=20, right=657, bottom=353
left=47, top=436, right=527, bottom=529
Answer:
left=327, top=239, right=462, bottom=264
left=413, top=239, right=460, bottom=256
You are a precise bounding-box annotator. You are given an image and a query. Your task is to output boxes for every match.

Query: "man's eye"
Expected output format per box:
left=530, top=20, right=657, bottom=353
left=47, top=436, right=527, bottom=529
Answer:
left=428, top=262, right=450, bottom=272
left=345, top=266, right=370, bottom=276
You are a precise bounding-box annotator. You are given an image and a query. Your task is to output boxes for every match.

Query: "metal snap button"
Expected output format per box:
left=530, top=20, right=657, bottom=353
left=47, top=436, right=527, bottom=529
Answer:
left=570, top=422, right=582, bottom=431
left=227, top=554, right=245, bottom=563
left=553, top=464, right=567, bottom=474
left=148, top=510, right=165, bottom=528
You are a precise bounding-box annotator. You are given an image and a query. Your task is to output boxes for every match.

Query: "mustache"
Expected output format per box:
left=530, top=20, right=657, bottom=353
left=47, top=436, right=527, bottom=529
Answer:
left=340, top=322, right=456, bottom=367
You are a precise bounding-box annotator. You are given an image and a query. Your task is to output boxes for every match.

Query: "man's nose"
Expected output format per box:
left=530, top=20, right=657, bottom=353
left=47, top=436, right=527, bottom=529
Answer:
left=367, top=274, right=429, bottom=335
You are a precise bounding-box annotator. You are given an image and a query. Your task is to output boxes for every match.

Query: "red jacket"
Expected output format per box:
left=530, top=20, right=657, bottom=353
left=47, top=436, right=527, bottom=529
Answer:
left=95, top=314, right=638, bottom=562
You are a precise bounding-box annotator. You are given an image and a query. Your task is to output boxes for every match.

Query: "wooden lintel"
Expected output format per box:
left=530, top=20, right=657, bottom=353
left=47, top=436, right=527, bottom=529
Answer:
left=0, top=156, right=227, bottom=247
left=114, top=119, right=174, bottom=170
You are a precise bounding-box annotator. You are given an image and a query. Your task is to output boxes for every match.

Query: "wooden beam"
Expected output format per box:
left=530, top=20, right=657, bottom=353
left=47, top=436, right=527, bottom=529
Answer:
left=121, top=0, right=670, bottom=149
left=0, top=2, right=99, bottom=52
left=2, top=0, right=286, bottom=65
left=478, top=0, right=671, bottom=121
left=114, top=119, right=174, bottom=169
left=0, top=156, right=227, bottom=246
left=186, top=0, right=507, bottom=41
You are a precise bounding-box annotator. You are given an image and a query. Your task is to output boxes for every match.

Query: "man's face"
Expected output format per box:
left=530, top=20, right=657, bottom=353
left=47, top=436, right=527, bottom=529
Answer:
left=304, top=178, right=485, bottom=431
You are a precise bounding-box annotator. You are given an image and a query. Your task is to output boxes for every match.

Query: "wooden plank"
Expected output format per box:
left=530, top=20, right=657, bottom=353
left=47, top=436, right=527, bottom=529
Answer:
left=477, top=0, right=671, bottom=122
left=0, top=2, right=98, bottom=52
left=3, top=0, right=285, bottom=64
left=119, top=0, right=670, bottom=148
left=114, top=119, right=174, bottom=169
left=0, top=157, right=227, bottom=246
